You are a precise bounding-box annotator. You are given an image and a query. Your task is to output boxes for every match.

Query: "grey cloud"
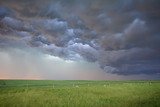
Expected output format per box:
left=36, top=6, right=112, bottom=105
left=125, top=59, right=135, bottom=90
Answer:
left=39, top=1, right=62, bottom=18
left=40, top=42, right=98, bottom=62
left=42, top=44, right=65, bottom=58
left=100, top=18, right=160, bottom=50
left=29, top=35, right=50, bottom=47
left=0, top=0, right=160, bottom=76
left=118, top=63, right=160, bottom=75
left=100, top=33, right=125, bottom=50
left=0, top=6, right=14, bottom=19
left=2, top=17, right=24, bottom=30
left=0, top=35, right=26, bottom=48
left=16, top=31, right=32, bottom=38
left=103, top=66, right=119, bottom=73
left=67, top=43, right=98, bottom=62
left=67, top=15, right=87, bottom=29
left=42, top=18, right=68, bottom=32
left=31, top=18, right=67, bottom=32
left=98, top=48, right=160, bottom=74
left=124, top=18, right=149, bottom=48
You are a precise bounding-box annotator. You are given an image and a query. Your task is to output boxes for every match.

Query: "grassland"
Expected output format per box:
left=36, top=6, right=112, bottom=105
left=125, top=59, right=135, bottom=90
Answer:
left=0, top=80, right=160, bottom=107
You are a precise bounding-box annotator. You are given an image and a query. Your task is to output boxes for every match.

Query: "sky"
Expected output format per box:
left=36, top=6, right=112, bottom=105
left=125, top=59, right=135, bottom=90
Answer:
left=0, top=0, right=160, bottom=80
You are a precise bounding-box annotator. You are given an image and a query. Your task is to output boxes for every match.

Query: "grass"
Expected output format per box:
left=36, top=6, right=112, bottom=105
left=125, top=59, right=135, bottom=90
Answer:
left=0, top=80, right=160, bottom=107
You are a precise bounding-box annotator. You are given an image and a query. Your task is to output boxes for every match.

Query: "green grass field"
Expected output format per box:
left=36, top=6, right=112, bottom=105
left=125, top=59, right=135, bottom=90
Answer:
left=0, top=80, right=160, bottom=107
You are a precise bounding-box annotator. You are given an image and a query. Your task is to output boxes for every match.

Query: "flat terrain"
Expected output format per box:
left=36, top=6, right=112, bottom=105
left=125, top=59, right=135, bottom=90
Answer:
left=0, top=80, right=160, bottom=107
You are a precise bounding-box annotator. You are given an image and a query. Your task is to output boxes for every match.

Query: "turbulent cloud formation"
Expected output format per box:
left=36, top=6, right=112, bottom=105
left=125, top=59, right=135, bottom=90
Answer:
left=0, top=0, right=160, bottom=79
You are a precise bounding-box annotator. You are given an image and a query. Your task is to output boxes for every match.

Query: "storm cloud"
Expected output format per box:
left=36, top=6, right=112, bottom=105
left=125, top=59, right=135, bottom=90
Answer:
left=0, top=0, right=160, bottom=79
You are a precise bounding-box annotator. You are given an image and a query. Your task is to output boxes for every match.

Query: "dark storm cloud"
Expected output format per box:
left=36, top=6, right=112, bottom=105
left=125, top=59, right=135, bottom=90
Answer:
left=2, top=17, right=24, bottom=30
left=0, top=6, right=14, bottom=19
left=0, top=0, right=160, bottom=75
left=98, top=48, right=160, bottom=75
